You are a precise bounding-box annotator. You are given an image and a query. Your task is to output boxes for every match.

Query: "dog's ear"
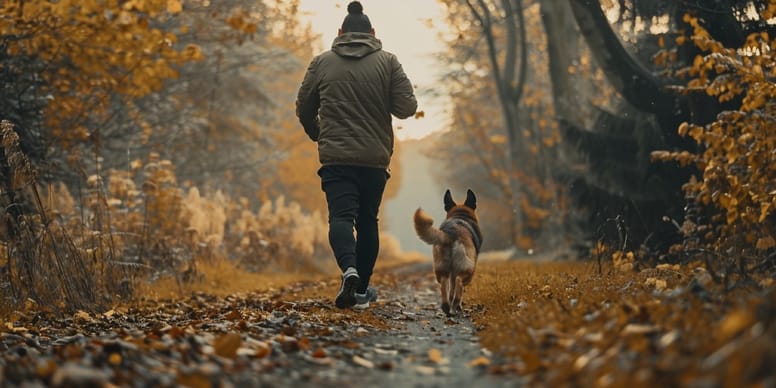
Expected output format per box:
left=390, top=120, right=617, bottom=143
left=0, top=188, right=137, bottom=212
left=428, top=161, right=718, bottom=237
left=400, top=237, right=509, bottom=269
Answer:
left=464, top=189, right=477, bottom=209
left=443, top=189, right=456, bottom=212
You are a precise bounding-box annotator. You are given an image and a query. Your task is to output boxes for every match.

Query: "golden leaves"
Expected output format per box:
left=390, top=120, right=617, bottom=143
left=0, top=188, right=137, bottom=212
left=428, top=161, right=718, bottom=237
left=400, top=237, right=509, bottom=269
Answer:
left=226, top=13, right=258, bottom=35
left=167, top=0, right=182, bottom=14
left=653, top=19, right=776, bottom=255
left=182, top=44, right=204, bottom=61
left=1, top=0, right=196, bottom=143
left=489, top=134, right=507, bottom=144
left=755, top=236, right=775, bottom=251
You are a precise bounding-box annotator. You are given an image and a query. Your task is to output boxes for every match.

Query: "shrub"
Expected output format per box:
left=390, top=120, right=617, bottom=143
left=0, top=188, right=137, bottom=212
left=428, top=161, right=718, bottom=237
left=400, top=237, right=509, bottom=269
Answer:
left=652, top=15, right=776, bottom=273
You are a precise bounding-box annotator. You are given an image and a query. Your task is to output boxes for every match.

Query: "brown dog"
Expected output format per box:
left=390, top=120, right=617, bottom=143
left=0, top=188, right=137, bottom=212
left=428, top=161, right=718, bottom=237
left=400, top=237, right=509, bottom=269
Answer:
left=413, top=189, right=482, bottom=315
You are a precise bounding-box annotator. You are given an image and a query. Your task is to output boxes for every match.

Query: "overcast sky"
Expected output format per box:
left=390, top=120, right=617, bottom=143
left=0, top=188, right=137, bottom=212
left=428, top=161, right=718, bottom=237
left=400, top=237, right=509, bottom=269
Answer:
left=297, top=0, right=451, bottom=140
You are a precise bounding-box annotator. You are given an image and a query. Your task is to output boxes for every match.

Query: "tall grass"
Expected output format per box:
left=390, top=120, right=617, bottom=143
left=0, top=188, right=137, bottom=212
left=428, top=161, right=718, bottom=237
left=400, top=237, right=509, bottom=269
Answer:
left=0, top=121, right=336, bottom=313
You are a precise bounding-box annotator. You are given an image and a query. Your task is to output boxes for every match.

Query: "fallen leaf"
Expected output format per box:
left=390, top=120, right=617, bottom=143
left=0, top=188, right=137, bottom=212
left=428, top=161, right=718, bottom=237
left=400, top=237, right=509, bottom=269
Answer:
left=352, top=355, right=374, bottom=369
left=521, top=351, right=543, bottom=373
left=415, top=365, right=436, bottom=375
left=719, top=310, right=754, bottom=340
left=224, top=310, right=241, bottom=321
left=35, top=359, right=57, bottom=379
left=312, top=348, right=327, bottom=358
left=108, top=353, right=122, bottom=366
left=298, top=337, right=311, bottom=351
left=428, top=348, right=443, bottom=363
left=622, top=324, right=659, bottom=335
left=573, top=348, right=600, bottom=371
left=374, top=348, right=398, bottom=356
left=213, top=333, right=241, bottom=359
left=469, top=356, right=490, bottom=367
left=659, top=330, right=680, bottom=348
left=176, top=372, right=211, bottom=388
left=74, top=310, right=91, bottom=322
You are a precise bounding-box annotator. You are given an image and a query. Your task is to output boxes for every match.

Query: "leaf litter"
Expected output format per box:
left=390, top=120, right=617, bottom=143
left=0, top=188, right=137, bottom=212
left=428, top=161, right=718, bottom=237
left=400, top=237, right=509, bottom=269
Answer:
left=468, top=260, right=776, bottom=386
left=0, top=265, right=511, bottom=387
left=0, top=259, right=771, bottom=387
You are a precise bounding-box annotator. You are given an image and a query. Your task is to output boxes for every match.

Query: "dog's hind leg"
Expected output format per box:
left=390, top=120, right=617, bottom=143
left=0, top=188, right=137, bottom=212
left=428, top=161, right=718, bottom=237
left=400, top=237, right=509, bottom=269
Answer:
left=450, top=275, right=463, bottom=315
left=436, top=271, right=451, bottom=315
left=451, top=271, right=472, bottom=314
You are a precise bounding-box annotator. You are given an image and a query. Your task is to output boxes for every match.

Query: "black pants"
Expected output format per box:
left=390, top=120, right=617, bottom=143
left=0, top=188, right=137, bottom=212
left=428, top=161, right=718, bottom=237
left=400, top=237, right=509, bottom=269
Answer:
left=319, top=165, right=388, bottom=293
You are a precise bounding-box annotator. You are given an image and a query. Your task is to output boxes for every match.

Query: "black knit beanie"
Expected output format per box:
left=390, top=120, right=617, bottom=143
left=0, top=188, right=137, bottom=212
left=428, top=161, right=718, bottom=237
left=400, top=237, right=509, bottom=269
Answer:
left=341, top=1, right=372, bottom=33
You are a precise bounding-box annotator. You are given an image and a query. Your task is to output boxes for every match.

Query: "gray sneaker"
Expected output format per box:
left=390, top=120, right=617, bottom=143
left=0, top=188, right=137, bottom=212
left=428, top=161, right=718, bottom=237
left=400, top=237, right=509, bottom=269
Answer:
left=353, top=287, right=378, bottom=309
left=335, top=267, right=360, bottom=309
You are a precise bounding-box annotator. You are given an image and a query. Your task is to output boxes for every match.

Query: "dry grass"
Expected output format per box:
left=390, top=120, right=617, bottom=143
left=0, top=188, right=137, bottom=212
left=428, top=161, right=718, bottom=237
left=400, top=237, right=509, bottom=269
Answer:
left=468, top=260, right=776, bottom=386
left=136, top=258, right=330, bottom=299
left=137, top=247, right=424, bottom=301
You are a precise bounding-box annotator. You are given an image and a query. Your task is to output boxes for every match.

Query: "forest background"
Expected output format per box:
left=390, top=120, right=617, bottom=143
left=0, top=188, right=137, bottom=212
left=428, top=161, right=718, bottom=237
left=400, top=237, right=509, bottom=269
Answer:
left=0, top=0, right=774, bottom=313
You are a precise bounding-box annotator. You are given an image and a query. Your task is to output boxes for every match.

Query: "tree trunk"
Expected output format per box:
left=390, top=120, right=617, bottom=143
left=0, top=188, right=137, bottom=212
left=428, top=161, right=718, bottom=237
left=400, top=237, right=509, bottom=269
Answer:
left=465, top=0, right=528, bottom=250
left=539, top=0, right=579, bottom=123
left=568, top=0, right=676, bottom=115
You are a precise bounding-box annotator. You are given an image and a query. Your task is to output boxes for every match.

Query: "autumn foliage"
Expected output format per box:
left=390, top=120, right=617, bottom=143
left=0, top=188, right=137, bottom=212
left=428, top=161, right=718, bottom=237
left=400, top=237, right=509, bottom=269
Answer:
left=1, top=0, right=196, bottom=145
left=0, top=120, right=335, bottom=312
left=652, top=11, right=776, bottom=269
left=0, top=0, right=347, bottom=312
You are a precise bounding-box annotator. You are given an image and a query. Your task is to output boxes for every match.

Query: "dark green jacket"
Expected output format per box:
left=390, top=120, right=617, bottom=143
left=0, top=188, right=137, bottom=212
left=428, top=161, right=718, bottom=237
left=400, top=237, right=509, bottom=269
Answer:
left=296, top=32, right=417, bottom=169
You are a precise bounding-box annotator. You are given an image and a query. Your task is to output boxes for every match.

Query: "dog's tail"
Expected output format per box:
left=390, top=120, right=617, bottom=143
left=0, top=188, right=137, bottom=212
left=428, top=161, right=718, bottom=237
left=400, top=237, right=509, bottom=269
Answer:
left=414, top=208, right=450, bottom=245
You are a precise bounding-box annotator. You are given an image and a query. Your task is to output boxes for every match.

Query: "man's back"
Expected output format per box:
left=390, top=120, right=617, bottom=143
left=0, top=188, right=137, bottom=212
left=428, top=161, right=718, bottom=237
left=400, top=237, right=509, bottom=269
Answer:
left=296, top=31, right=417, bottom=169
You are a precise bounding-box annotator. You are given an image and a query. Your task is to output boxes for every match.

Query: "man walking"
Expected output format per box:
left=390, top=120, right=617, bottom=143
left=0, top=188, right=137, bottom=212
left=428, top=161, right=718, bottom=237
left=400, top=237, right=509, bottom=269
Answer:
left=296, top=1, right=417, bottom=309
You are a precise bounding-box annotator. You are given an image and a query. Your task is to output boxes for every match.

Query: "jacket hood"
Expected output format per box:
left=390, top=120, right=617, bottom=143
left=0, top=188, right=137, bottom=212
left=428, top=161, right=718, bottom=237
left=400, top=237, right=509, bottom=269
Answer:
left=332, top=32, right=382, bottom=58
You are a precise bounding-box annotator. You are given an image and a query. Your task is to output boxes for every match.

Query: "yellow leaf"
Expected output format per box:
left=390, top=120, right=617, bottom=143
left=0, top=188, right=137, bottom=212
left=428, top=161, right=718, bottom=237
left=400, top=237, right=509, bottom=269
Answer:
left=678, top=122, right=690, bottom=136
left=719, top=310, right=754, bottom=340
left=760, top=203, right=772, bottom=222
left=468, top=356, right=491, bottom=367
left=428, top=348, right=443, bottom=364
left=756, top=236, right=775, bottom=251
left=167, top=0, right=182, bottom=14
left=688, top=125, right=704, bottom=141
left=183, top=44, right=204, bottom=61
left=490, top=135, right=507, bottom=145
left=108, top=353, right=122, bottom=366
left=74, top=310, right=91, bottom=321
left=427, top=348, right=450, bottom=365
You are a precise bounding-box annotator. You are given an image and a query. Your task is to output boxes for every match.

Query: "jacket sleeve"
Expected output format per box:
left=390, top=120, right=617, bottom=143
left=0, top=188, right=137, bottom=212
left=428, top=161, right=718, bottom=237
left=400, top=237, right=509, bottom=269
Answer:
left=296, top=56, right=321, bottom=141
left=389, top=55, right=417, bottom=119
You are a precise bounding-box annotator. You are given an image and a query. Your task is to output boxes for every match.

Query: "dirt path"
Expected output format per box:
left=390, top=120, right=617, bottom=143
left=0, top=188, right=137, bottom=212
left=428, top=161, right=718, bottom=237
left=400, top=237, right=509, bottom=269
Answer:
left=0, top=263, right=516, bottom=387
left=274, top=263, right=517, bottom=387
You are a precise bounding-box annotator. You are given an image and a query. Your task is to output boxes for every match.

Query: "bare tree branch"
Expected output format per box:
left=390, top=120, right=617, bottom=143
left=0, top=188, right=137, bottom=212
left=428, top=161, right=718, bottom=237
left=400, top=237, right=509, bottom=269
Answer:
left=568, top=0, right=677, bottom=115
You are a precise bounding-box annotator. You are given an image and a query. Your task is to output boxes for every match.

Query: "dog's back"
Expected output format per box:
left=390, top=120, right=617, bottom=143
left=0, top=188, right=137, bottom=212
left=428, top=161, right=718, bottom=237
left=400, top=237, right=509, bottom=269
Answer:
left=414, top=208, right=481, bottom=273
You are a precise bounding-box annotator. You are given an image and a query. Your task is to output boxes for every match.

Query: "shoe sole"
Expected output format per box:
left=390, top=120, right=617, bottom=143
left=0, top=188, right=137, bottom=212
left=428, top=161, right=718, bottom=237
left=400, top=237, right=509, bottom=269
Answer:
left=335, top=275, right=359, bottom=309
